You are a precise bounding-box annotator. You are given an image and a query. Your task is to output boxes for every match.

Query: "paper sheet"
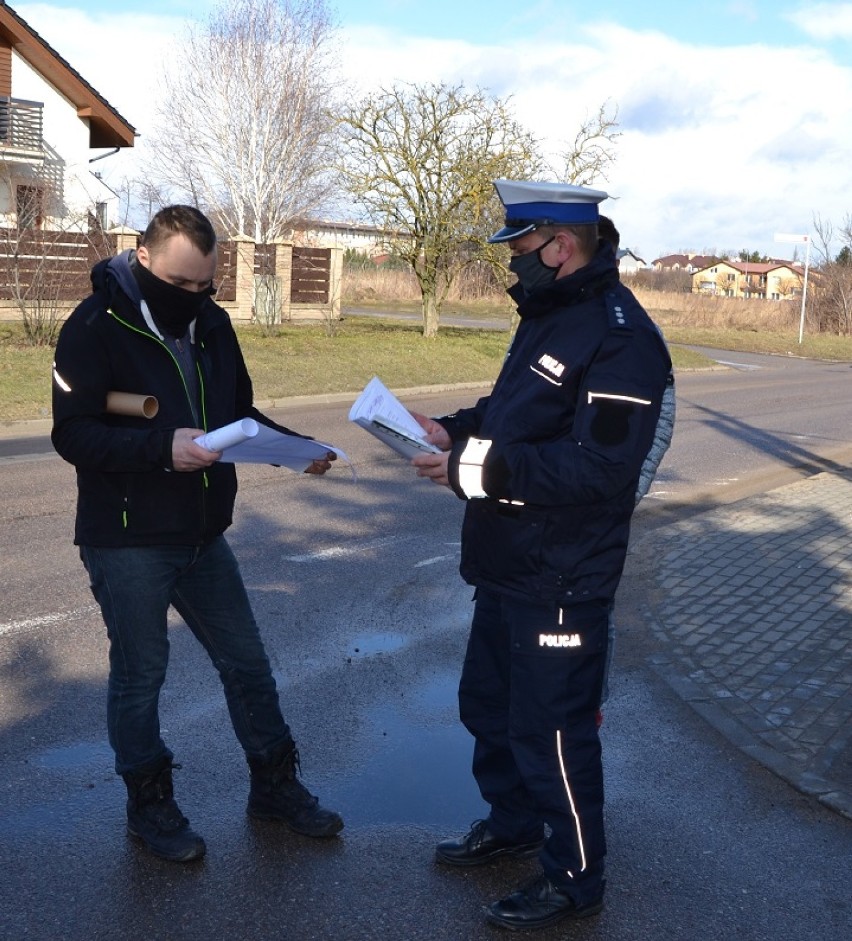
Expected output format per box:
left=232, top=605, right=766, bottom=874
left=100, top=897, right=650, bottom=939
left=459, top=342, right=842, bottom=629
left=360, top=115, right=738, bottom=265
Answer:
left=196, top=419, right=350, bottom=473
left=348, top=376, right=440, bottom=459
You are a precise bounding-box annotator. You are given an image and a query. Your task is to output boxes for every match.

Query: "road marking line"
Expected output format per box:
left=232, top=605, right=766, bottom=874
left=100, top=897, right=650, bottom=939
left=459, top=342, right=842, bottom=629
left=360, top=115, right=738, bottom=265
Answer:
left=415, top=555, right=456, bottom=567
left=283, top=534, right=410, bottom=563
left=712, top=360, right=762, bottom=370
left=0, top=604, right=99, bottom=637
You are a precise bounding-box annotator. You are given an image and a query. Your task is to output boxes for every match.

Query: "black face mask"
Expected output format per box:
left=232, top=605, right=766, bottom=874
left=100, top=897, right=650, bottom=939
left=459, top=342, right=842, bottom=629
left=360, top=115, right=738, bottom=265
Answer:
left=508, top=236, right=560, bottom=295
left=133, top=260, right=215, bottom=337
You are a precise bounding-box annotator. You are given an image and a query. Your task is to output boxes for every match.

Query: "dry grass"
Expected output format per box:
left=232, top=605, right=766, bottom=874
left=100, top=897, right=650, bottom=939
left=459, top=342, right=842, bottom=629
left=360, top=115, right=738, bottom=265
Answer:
left=343, top=268, right=801, bottom=332
left=632, top=287, right=800, bottom=331
left=343, top=265, right=513, bottom=310
left=343, top=266, right=421, bottom=305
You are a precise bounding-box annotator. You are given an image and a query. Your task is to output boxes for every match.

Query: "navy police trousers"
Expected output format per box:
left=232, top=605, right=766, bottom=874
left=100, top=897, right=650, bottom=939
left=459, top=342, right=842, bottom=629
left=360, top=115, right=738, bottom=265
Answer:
left=458, top=587, right=609, bottom=905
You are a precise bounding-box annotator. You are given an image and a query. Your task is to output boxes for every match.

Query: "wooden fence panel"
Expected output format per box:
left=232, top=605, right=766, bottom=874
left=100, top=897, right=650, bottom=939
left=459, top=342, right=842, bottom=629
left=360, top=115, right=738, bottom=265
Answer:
left=0, top=228, right=116, bottom=301
left=214, top=239, right=237, bottom=303
left=291, top=247, right=330, bottom=304
left=254, top=243, right=276, bottom=277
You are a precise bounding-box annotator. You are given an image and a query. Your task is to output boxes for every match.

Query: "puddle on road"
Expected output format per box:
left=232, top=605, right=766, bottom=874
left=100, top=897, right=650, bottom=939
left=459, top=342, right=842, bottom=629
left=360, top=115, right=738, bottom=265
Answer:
left=329, top=668, right=484, bottom=828
left=26, top=659, right=486, bottom=833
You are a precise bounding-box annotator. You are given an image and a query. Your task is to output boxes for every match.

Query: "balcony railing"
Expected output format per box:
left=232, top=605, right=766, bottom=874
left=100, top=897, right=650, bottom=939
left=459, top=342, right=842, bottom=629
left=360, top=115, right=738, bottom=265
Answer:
left=0, top=96, right=44, bottom=159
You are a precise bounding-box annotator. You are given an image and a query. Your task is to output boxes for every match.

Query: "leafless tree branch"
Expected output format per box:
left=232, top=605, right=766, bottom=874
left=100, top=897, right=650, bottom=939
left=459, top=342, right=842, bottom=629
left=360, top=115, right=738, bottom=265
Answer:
left=147, top=0, right=341, bottom=243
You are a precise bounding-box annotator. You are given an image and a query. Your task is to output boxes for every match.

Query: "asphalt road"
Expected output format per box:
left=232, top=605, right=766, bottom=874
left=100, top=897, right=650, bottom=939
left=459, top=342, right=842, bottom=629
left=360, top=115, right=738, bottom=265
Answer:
left=1, top=351, right=851, bottom=940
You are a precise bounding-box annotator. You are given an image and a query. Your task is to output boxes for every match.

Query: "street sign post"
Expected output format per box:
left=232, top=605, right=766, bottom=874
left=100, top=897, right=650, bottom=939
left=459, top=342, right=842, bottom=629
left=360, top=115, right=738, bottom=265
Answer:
left=774, top=233, right=811, bottom=344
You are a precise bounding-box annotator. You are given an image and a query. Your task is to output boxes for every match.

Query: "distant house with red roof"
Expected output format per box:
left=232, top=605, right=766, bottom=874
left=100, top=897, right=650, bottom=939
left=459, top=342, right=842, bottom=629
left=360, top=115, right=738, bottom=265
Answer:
left=652, top=253, right=719, bottom=273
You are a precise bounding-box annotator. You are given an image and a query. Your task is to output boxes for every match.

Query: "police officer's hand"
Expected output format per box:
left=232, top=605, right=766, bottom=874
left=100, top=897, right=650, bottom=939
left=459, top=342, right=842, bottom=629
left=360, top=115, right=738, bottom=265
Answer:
left=410, top=412, right=452, bottom=450
left=412, top=450, right=450, bottom=488
left=304, top=452, right=337, bottom=475
left=173, top=428, right=222, bottom=471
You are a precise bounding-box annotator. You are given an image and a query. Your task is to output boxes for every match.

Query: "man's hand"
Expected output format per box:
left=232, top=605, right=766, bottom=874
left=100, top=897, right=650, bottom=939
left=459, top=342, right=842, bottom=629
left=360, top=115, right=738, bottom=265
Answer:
left=411, top=412, right=452, bottom=450
left=412, top=450, right=451, bottom=488
left=172, top=428, right=222, bottom=472
left=304, top=451, right=337, bottom=475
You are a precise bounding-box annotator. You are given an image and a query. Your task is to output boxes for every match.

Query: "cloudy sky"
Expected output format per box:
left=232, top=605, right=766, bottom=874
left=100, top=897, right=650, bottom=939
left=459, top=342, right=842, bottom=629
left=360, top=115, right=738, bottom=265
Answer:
left=12, top=0, right=852, bottom=261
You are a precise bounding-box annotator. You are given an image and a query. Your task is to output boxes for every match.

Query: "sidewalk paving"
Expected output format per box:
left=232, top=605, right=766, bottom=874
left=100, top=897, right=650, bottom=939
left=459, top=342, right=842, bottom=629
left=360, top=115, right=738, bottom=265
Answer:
left=639, top=470, right=852, bottom=820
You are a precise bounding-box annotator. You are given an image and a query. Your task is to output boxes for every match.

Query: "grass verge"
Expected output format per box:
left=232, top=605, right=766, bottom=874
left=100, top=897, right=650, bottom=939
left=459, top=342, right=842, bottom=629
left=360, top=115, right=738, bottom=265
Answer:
left=3, top=313, right=852, bottom=424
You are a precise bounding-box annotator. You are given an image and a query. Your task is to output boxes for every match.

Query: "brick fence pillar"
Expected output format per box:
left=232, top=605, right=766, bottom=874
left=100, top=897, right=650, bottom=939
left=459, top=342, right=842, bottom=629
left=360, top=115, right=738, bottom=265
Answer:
left=232, top=236, right=255, bottom=322
left=109, top=225, right=139, bottom=254
left=328, top=245, right=343, bottom=320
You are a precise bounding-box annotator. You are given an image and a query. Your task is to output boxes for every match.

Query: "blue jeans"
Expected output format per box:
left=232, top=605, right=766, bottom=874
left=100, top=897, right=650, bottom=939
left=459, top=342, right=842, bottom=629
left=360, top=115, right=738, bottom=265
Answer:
left=81, top=536, right=291, bottom=775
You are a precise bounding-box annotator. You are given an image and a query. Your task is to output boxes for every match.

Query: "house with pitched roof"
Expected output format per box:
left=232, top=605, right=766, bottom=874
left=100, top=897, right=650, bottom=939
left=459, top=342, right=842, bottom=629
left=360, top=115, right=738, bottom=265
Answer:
left=652, top=252, right=719, bottom=273
left=691, top=260, right=806, bottom=300
left=0, top=1, right=135, bottom=231
left=616, top=248, right=647, bottom=274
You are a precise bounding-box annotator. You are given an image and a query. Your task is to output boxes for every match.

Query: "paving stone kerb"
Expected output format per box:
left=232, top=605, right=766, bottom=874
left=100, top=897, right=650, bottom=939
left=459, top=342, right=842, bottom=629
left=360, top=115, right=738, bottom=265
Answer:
left=639, top=471, right=852, bottom=820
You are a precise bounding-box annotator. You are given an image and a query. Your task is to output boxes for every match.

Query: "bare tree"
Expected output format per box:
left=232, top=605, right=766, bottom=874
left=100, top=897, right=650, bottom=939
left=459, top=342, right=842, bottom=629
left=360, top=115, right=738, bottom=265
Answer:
left=148, top=0, right=340, bottom=243
left=559, top=101, right=621, bottom=185
left=114, top=176, right=173, bottom=230
left=338, top=81, right=541, bottom=337
left=810, top=214, right=852, bottom=335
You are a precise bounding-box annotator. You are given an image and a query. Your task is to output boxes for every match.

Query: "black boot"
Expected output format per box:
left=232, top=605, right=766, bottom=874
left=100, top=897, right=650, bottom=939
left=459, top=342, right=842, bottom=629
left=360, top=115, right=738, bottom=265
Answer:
left=247, top=742, right=343, bottom=838
left=122, top=759, right=206, bottom=862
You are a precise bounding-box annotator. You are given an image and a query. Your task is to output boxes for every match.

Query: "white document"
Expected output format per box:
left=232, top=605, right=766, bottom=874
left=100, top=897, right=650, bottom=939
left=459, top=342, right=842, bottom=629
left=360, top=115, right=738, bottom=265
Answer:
left=196, top=419, right=348, bottom=473
left=349, top=375, right=441, bottom=459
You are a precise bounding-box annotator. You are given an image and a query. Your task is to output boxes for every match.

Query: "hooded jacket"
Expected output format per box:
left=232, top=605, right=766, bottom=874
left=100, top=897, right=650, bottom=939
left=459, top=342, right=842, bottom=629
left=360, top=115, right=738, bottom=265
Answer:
left=51, top=250, right=301, bottom=547
left=439, top=243, right=672, bottom=605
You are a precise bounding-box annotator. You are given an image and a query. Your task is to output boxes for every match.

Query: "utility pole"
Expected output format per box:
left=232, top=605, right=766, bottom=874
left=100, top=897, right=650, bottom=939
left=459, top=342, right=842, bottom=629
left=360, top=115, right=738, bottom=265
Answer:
left=774, top=232, right=810, bottom=343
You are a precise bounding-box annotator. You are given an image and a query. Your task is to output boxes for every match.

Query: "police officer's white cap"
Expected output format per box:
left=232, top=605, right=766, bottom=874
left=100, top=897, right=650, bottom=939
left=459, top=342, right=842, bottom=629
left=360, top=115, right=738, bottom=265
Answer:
left=488, top=179, right=609, bottom=243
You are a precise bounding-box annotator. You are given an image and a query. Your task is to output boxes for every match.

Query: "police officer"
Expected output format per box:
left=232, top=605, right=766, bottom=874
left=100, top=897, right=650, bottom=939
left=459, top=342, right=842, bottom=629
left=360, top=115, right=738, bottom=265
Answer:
left=411, top=179, right=672, bottom=931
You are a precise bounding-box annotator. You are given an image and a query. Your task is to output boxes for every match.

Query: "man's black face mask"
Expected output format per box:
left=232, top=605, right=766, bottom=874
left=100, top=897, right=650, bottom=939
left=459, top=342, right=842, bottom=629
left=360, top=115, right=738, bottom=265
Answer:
left=508, top=236, right=560, bottom=295
left=133, top=261, right=215, bottom=337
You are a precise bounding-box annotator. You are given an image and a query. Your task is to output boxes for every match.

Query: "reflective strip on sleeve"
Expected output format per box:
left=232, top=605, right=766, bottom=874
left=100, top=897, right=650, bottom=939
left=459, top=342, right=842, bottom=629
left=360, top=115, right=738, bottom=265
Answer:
left=587, top=391, right=651, bottom=406
left=52, top=365, right=71, bottom=392
left=457, top=437, right=491, bottom=499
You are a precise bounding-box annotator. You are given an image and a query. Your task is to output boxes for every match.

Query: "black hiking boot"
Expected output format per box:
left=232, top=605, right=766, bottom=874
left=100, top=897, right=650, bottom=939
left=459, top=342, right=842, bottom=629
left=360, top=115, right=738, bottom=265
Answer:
left=247, top=742, right=343, bottom=838
left=123, top=759, right=206, bottom=862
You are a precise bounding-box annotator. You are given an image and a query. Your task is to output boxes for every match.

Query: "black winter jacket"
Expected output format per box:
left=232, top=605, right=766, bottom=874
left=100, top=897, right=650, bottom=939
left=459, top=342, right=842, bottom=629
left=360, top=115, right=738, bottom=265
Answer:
left=440, top=244, right=672, bottom=605
left=51, top=250, right=301, bottom=547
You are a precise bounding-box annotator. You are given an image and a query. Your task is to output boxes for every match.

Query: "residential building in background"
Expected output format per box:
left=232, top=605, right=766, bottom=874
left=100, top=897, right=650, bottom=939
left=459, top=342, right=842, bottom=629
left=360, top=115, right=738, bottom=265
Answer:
left=617, top=248, right=647, bottom=274
left=289, top=218, right=392, bottom=257
left=652, top=252, right=719, bottom=272
left=0, top=1, right=135, bottom=232
left=691, top=260, right=806, bottom=300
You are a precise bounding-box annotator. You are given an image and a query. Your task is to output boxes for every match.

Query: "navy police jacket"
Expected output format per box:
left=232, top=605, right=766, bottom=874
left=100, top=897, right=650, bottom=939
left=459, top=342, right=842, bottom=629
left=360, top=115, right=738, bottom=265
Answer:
left=52, top=250, right=302, bottom=547
left=439, top=244, right=672, bottom=605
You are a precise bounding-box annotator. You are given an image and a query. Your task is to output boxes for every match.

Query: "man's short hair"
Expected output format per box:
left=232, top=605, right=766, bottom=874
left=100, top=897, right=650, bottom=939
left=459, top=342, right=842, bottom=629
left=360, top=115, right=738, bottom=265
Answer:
left=140, top=205, right=217, bottom=257
left=538, top=223, right=599, bottom=259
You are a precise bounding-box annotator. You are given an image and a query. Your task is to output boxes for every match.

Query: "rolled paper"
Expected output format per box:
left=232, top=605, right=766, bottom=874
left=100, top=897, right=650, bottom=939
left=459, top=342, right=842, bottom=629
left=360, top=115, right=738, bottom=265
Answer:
left=105, top=391, right=159, bottom=419
left=195, top=418, right=260, bottom=452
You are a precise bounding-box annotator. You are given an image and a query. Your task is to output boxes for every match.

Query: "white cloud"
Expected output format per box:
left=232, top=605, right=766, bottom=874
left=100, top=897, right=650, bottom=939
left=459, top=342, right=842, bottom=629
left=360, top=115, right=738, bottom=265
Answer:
left=784, top=2, right=852, bottom=40
left=338, top=22, right=852, bottom=258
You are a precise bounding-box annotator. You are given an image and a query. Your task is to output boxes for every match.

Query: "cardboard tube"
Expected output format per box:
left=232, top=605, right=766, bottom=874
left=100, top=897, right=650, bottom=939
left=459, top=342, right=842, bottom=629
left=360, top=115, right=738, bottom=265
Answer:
left=105, top=391, right=159, bottom=419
